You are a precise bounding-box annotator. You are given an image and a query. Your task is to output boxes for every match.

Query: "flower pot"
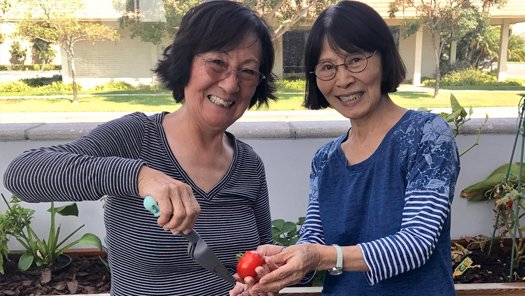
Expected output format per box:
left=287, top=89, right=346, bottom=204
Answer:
left=456, top=282, right=525, bottom=296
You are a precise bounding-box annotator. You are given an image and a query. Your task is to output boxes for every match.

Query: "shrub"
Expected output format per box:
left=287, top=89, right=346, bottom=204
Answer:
left=442, top=68, right=496, bottom=86
left=423, top=68, right=523, bottom=89
left=93, top=81, right=134, bottom=91
left=39, top=82, right=82, bottom=92
left=275, top=79, right=305, bottom=92
left=0, top=81, right=31, bottom=92
left=9, top=41, right=26, bottom=65
left=21, top=75, right=62, bottom=87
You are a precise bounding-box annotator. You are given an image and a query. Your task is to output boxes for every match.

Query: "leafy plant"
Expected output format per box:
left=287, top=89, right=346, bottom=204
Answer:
left=461, top=94, right=525, bottom=279
left=271, top=217, right=325, bottom=287
left=460, top=162, right=525, bottom=202
left=438, top=93, right=488, bottom=157
left=272, top=217, right=305, bottom=246
left=9, top=41, right=26, bottom=65
left=0, top=194, right=102, bottom=278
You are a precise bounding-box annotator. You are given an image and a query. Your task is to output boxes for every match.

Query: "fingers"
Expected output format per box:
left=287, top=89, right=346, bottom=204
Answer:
left=160, top=182, right=200, bottom=234
left=138, top=165, right=201, bottom=233
left=257, top=244, right=286, bottom=257
left=229, top=282, right=247, bottom=296
left=250, top=245, right=317, bottom=294
left=251, top=268, right=299, bottom=294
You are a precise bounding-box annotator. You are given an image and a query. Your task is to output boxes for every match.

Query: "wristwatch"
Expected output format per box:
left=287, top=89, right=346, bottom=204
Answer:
left=328, top=244, right=343, bottom=276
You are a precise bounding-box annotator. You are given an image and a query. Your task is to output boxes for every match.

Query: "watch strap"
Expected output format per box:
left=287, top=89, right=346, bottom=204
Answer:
left=328, top=244, right=343, bottom=275
left=333, top=244, right=343, bottom=269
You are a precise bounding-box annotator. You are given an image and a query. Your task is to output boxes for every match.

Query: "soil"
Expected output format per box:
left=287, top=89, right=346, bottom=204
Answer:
left=2, top=241, right=525, bottom=295
left=0, top=253, right=110, bottom=296
left=452, top=238, right=525, bottom=283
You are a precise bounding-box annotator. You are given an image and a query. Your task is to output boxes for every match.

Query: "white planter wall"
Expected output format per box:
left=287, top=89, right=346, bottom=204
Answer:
left=0, top=118, right=516, bottom=250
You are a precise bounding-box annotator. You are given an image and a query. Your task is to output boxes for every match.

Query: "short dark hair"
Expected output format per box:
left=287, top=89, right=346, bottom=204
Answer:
left=304, top=1, right=406, bottom=109
left=154, top=1, right=276, bottom=108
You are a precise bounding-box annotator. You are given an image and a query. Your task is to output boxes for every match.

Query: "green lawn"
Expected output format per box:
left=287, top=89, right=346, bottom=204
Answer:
left=0, top=81, right=525, bottom=112
left=1, top=90, right=524, bottom=112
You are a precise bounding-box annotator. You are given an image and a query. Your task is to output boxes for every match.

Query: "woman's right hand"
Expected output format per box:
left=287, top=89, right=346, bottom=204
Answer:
left=233, top=245, right=287, bottom=290
left=138, top=165, right=201, bottom=234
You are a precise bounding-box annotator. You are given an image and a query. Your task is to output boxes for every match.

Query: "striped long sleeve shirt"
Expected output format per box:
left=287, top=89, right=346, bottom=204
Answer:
left=4, top=112, right=273, bottom=295
left=298, top=110, right=460, bottom=295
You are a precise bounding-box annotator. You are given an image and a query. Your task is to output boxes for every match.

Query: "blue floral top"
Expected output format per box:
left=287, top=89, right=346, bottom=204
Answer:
left=299, top=110, right=460, bottom=295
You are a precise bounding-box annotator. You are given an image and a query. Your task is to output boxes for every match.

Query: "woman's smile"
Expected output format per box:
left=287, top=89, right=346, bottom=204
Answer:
left=337, top=91, right=364, bottom=103
left=208, top=95, right=235, bottom=108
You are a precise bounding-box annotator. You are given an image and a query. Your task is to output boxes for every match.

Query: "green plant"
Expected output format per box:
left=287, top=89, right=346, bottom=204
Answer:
left=9, top=41, right=26, bottom=65
left=271, top=217, right=324, bottom=286
left=21, top=75, right=62, bottom=87
left=432, top=93, right=488, bottom=157
left=93, top=81, right=134, bottom=91
left=0, top=81, right=31, bottom=93
left=272, top=217, right=305, bottom=246
left=461, top=94, right=525, bottom=279
left=0, top=194, right=102, bottom=276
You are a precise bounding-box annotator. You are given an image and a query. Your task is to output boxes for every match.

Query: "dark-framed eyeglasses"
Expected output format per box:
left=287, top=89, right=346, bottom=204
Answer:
left=311, top=51, right=376, bottom=81
left=203, top=58, right=266, bottom=86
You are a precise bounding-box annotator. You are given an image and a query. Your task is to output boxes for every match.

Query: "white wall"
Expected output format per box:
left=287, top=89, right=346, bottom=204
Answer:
left=0, top=122, right=516, bottom=251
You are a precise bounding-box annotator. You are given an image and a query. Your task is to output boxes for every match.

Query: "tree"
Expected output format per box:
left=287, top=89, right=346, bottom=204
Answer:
left=113, top=0, right=335, bottom=43
left=0, top=0, right=19, bottom=45
left=9, top=40, right=26, bottom=64
left=0, top=0, right=14, bottom=17
left=243, top=0, right=336, bottom=41
left=16, top=0, right=120, bottom=102
left=32, top=38, right=56, bottom=69
left=113, top=0, right=335, bottom=78
left=389, top=0, right=504, bottom=97
left=450, top=13, right=525, bottom=71
left=112, top=0, right=195, bottom=46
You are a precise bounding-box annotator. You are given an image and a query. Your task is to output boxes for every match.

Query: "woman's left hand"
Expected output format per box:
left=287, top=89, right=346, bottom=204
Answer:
left=229, top=281, right=277, bottom=296
left=249, top=244, right=321, bottom=294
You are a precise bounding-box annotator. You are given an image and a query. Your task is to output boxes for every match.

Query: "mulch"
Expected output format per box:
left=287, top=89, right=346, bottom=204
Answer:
left=0, top=253, right=110, bottom=296
left=2, top=241, right=525, bottom=295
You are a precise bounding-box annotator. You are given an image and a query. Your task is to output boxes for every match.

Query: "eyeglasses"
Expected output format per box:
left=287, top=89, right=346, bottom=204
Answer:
left=203, top=58, right=266, bottom=86
left=311, top=51, right=376, bottom=81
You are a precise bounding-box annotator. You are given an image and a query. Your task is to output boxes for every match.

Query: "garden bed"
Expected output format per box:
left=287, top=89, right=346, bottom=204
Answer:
left=3, top=240, right=525, bottom=296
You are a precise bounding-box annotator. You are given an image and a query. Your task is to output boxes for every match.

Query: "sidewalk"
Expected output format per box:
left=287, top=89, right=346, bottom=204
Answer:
left=0, top=107, right=519, bottom=124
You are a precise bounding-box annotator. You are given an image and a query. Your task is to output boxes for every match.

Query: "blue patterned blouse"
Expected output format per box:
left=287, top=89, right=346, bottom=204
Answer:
left=299, top=110, right=460, bottom=296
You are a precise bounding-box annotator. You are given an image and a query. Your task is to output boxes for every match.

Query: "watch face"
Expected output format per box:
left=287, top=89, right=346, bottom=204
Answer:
left=329, top=267, right=343, bottom=276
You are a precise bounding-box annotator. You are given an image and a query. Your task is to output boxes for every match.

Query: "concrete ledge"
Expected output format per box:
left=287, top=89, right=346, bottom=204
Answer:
left=0, top=117, right=514, bottom=141
left=461, top=117, right=519, bottom=134
left=43, top=283, right=525, bottom=296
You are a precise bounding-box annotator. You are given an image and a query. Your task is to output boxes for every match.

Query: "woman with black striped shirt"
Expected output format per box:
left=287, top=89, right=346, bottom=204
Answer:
left=4, top=1, right=276, bottom=295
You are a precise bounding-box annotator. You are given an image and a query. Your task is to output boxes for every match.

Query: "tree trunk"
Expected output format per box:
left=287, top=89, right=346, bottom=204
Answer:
left=434, top=62, right=440, bottom=98
left=66, top=52, right=78, bottom=104
left=431, top=31, right=441, bottom=98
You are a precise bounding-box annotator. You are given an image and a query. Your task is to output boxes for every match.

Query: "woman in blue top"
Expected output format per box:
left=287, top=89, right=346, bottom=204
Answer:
left=235, top=1, right=460, bottom=295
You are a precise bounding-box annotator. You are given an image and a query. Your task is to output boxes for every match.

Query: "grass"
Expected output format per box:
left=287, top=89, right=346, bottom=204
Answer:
left=1, top=78, right=525, bottom=112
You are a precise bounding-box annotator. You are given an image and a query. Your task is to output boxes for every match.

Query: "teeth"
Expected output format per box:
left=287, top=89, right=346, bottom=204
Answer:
left=339, top=92, right=362, bottom=102
left=209, top=95, right=234, bottom=108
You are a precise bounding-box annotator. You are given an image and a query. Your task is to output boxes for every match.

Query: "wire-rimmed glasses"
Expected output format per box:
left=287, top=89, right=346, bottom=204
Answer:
left=311, top=51, right=376, bottom=81
left=203, top=58, right=266, bottom=86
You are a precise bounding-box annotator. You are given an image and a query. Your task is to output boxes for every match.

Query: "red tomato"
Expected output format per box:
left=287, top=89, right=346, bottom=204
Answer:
left=236, top=251, right=264, bottom=279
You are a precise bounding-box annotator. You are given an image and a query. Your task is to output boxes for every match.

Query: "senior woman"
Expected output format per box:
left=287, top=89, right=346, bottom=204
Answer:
left=4, top=1, right=276, bottom=295
left=235, top=1, right=460, bottom=296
